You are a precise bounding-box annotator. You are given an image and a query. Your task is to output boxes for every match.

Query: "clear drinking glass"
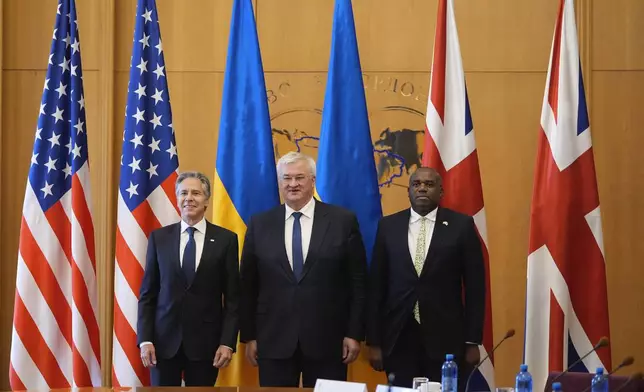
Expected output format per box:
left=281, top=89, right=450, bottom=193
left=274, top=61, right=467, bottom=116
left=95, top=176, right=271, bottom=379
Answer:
left=413, top=377, right=430, bottom=390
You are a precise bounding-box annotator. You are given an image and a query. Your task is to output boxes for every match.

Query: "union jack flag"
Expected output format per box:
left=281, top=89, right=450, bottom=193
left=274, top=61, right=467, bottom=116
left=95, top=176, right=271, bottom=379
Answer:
left=525, top=1, right=611, bottom=391
left=111, top=0, right=180, bottom=386
left=9, top=0, right=101, bottom=389
left=422, top=0, right=494, bottom=390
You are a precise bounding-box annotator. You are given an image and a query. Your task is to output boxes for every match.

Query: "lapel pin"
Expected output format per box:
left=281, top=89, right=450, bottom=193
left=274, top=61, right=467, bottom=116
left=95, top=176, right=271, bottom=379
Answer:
left=442, top=221, right=448, bottom=226
left=209, top=238, right=215, bottom=242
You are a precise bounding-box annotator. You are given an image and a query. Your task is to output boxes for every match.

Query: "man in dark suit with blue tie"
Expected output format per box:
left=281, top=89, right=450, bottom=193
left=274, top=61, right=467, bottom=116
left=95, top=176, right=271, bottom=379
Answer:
left=366, top=167, right=485, bottom=389
left=137, top=171, right=240, bottom=386
left=239, top=151, right=368, bottom=388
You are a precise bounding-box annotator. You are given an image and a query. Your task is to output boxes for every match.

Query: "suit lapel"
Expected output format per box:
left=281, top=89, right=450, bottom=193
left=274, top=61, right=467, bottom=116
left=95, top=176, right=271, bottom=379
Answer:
left=192, top=222, right=216, bottom=286
left=299, top=201, right=330, bottom=283
left=397, top=209, right=418, bottom=277
left=276, top=206, right=297, bottom=283
left=170, top=223, right=184, bottom=282
left=421, top=207, right=446, bottom=277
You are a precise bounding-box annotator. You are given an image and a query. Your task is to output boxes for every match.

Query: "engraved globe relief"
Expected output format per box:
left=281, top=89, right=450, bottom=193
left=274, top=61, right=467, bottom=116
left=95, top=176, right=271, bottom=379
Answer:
left=266, top=74, right=429, bottom=214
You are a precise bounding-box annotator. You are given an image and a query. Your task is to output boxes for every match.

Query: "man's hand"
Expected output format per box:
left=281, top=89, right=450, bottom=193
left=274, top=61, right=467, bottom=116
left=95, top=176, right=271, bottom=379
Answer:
left=342, top=337, right=361, bottom=364
left=368, top=346, right=383, bottom=371
left=140, top=343, right=157, bottom=368
left=213, top=346, right=233, bottom=368
left=245, top=340, right=258, bottom=367
left=465, top=344, right=480, bottom=366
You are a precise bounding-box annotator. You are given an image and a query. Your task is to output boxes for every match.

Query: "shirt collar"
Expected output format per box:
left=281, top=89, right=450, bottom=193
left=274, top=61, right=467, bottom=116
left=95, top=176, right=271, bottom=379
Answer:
left=181, top=217, right=207, bottom=234
left=410, top=206, right=438, bottom=224
left=285, top=197, right=316, bottom=220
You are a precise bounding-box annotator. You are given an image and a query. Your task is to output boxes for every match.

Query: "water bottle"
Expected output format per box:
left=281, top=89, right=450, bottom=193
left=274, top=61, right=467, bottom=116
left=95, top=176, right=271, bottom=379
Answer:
left=441, top=353, right=458, bottom=392
left=515, top=364, right=533, bottom=392
left=591, top=367, right=609, bottom=392
left=552, top=382, right=562, bottom=392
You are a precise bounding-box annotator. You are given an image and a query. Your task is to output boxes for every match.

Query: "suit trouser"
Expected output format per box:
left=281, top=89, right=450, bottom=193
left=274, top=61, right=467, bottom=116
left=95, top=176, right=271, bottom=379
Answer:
left=384, top=317, right=470, bottom=392
left=150, top=344, right=219, bottom=386
left=258, top=342, right=347, bottom=388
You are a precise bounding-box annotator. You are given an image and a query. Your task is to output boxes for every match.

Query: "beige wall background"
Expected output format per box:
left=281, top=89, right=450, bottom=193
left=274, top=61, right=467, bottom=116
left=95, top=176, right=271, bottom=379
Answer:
left=1, top=0, right=644, bottom=389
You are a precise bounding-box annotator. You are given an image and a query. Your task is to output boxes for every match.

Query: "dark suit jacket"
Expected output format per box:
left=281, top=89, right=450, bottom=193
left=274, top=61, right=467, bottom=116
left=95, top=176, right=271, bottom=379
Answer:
left=239, top=201, right=367, bottom=360
left=137, top=220, right=240, bottom=361
left=366, top=207, right=485, bottom=360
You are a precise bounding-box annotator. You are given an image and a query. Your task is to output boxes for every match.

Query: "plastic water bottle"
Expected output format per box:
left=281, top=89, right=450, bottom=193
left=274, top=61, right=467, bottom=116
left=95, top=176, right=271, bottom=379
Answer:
left=515, top=364, right=533, bottom=392
left=591, top=367, right=609, bottom=392
left=441, top=353, right=458, bottom=392
left=552, top=382, right=562, bottom=392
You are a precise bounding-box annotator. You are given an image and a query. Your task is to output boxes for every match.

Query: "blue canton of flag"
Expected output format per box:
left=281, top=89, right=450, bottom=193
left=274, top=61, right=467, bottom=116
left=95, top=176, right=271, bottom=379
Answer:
left=31, top=0, right=88, bottom=209
left=119, top=0, right=178, bottom=209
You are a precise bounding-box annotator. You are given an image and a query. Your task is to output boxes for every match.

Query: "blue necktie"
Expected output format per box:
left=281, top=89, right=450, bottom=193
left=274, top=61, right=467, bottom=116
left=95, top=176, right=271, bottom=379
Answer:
left=292, top=212, right=304, bottom=281
left=183, top=227, right=196, bottom=285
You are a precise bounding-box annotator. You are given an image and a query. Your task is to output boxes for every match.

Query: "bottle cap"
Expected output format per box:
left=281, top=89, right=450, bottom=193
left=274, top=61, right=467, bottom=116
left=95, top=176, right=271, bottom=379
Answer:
left=553, top=382, right=562, bottom=391
left=520, top=364, right=528, bottom=372
left=446, top=354, right=454, bottom=361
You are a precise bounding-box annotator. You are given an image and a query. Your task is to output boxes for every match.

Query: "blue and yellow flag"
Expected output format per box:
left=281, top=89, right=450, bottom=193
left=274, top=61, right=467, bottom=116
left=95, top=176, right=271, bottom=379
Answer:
left=317, top=0, right=382, bottom=263
left=211, top=0, right=279, bottom=385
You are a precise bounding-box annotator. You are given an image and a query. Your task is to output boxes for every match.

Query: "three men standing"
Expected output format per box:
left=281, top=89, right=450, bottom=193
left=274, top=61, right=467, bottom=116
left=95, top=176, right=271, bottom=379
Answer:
left=137, top=161, right=485, bottom=389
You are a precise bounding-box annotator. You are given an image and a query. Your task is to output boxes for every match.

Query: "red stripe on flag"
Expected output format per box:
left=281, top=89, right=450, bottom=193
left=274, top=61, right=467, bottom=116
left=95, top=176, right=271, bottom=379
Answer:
left=71, top=261, right=101, bottom=361
left=430, top=0, right=447, bottom=122
left=44, top=202, right=73, bottom=266
left=72, top=175, right=97, bottom=270
left=13, top=294, right=69, bottom=388
left=113, top=301, right=150, bottom=385
left=9, top=363, right=27, bottom=390
left=160, top=172, right=180, bottom=215
left=115, top=228, right=145, bottom=294
left=132, top=200, right=162, bottom=239
left=72, top=344, right=92, bottom=387
left=547, top=0, right=565, bottom=122
left=19, top=217, right=72, bottom=347
left=549, top=291, right=565, bottom=372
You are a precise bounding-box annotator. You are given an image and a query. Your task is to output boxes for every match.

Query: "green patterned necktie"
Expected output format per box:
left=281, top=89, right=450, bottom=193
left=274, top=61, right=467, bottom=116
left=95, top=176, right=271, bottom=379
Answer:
left=413, top=217, right=427, bottom=323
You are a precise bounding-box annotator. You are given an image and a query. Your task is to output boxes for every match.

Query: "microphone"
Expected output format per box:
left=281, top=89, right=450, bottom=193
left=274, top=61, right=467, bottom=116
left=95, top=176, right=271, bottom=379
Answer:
left=387, top=373, right=395, bottom=392
left=579, top=356, right=635, bottom=392
left=613, top=372, right=643, bottom=392
left=582, top=356, right=635, bottom=392
left=551, top=336, right=609, bottom=384
left=464, top=329, right=516, bottom=392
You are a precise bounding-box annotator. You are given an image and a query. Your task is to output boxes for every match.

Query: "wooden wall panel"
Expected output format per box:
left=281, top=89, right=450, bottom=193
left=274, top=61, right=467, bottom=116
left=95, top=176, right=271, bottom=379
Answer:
left=593, top=0, right=644, bottom=71
left=591, top=70, right=644, bottom=367
left=468, top=72, right=545, bottom=386
left=115, top=0, right=233, bottom=72
left=3, top=0, right=100, bottom=71
left=2, top=0, right=644, bottom=390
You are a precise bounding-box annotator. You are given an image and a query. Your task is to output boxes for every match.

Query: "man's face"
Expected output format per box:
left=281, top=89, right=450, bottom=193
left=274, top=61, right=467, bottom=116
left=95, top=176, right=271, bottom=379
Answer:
left=408, top=169, right=443, bottom=212
left=279, top=160, right=315, bottom=206
left=176, top=178, right=209, bottom=222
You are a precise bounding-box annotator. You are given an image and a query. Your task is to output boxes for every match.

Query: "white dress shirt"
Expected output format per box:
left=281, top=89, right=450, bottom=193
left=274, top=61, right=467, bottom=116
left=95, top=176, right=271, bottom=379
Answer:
left=408, top=207, right=437, bottom=262
left=180, top=217, right=207, bottom=269
left=284, top=197, right=316, bottom=268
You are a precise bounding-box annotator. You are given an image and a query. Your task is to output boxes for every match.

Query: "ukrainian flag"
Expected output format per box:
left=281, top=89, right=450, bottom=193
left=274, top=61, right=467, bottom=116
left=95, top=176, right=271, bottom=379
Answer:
left=317, top=0, right=384, bottom=388
left=211, top=0, right=279, bottom=385
left=317, top=0, right=382, bottom=263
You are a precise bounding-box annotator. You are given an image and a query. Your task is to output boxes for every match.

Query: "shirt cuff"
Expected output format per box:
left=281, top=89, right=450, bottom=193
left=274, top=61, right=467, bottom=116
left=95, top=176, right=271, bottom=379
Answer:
left=465, top=342, right=479, bottom=345
left=221, top=345, right=234, bottom=352
left=139, top=341, right=153, bottom=347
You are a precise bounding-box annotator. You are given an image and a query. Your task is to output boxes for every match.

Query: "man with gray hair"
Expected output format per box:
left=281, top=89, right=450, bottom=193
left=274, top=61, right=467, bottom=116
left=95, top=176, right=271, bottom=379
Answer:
left=240, top=152, right=368, bottom=387
left=137, top=171, right=241, bottom=386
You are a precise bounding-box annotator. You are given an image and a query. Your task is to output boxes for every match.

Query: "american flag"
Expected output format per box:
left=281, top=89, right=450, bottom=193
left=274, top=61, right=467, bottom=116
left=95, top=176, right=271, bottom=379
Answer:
left=9, top=0, right=101, bottom=389
left=111, top=0, right=180, bottom=386
left=525, top=0, right=611, bottom=391
left=422, top=0, right=494, bottom=390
